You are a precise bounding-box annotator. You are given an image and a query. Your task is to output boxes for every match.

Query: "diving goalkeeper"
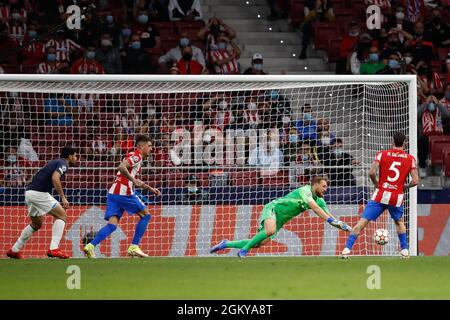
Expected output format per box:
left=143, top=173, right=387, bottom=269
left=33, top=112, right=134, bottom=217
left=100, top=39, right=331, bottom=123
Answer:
left=210, top=175, right=352, bottom=257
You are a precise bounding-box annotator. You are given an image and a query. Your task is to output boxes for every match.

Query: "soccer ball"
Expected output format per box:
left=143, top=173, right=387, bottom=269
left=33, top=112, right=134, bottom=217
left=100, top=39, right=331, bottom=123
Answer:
left=374, top=229, right=390, bottom=245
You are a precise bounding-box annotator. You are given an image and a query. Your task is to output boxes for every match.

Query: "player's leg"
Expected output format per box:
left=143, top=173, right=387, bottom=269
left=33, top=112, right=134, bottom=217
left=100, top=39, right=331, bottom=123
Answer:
left=84, top=194, right=123, bottom=258
left=342, top=200, right=385, bottom=258
left=7, top=216, right=43, bottom=259
left=127, top=194, right=151, bottom=257
left=388, top=206, right=409, bottom=258
left=237, top=217, right=277, bottom=258
left=46, top=203, right=70, bottom=258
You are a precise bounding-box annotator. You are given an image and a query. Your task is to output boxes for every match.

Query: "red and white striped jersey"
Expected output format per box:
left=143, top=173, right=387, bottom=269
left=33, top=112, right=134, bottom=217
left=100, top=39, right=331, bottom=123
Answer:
left=371, top=149, right=417, bottom=207
left=9, top=23, right=26, bottom=42
left=37, top=61, right=61, bottom=74
left=108, top=149, right=143, bottom=196
left=46, top=38, right=82, bottom=62
left=210, top=49, right=239, bottom=75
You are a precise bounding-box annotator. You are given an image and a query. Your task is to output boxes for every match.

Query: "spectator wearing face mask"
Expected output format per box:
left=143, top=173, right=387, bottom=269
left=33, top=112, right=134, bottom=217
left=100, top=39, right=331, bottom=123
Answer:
left=98, top=10, right=121, bottom=44
left=158, top=32, right=206, bottom=72
left=0, top=146, right=31, bottom=187
left=295, top=104, right=318, bottom=142
left=417, top=95, right=450, bottom=177
left=170, top=45, right=208, bottom=75
left=37, top=46, right=69, bottom=74
left=123, top=34, right=153, bottom=73
left=168, top=0, right=203, bottom=21
left=415, top=61, right=444, bottom=102
left=316, top=118, right=335, bottom=147
left=95, top=33, right=122, bottom=74
left=248, top=138, right=283, bottom=173
left=20, top=23, right=45, bottom=72
left=198, top=17, right=237, bottom=59
left=119, top=21, right=133, bottom=51
left=209, top=35, right=241, bottom=75
left=336, top=22, right=362, bottom=74
left=349, top=38, right=372, bottom=75
left=385, top=5, right=415, bottom=43
left=178, top=175, right=209, bottom=205
left=7, top=7, right=27, bottom=42
left=243, top=53, right=267, bottom=75
left=378, top=53, right=402, bottom=74
left=406, top=22, right=436, bottom=64
left=424, top=8, right=450, bottom=48
left=132, top=9, right=161, bottom=49
left=244, top=101, right=261, bottom=129
left=46, top=29, right=82, bottom=63
left=70, top=45, right=105, bottom=74
left=360, top=46, right=386, bottom=74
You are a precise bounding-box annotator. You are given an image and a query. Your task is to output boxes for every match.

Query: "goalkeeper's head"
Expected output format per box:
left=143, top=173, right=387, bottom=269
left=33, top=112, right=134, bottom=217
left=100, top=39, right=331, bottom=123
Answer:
left=135, top=135, right=153, bottom=157
left=311, top=175, right=328, bottom=198
left=393, top=132, right=406, bottom=149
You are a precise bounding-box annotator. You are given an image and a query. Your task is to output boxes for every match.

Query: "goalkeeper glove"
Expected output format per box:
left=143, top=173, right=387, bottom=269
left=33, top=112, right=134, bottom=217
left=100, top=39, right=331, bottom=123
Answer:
left=327, top=218, right=352, bottom=232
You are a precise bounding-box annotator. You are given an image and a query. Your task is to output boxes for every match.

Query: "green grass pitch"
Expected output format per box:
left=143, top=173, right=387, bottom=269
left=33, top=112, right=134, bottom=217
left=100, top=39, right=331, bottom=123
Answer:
left=0, top=257, right=449, bottom=299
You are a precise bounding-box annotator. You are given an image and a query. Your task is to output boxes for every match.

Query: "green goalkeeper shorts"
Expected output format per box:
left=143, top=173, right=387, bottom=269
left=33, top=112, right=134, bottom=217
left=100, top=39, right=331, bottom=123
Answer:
left=258, top=204, right=284, bottom=239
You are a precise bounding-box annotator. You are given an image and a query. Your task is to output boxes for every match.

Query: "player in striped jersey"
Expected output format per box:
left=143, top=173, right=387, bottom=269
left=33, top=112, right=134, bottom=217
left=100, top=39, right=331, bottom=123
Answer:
left=83, top=135, right=161, bottom=258
left=342, top=132, right=419, bottom=259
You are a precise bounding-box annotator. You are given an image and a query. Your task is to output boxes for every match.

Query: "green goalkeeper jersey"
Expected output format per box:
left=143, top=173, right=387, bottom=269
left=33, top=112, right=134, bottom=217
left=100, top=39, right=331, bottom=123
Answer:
left=268, top=185, right=330, bottom=226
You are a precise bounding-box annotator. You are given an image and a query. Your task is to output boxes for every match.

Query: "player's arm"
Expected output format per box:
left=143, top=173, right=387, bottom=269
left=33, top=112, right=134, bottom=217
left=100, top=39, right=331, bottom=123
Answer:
left=404, top=168, right=419, bottom=189
left=52, top=171, right=69, bottom=209
left=117, top=159, right=161, bottom=196
left=307, top=199, right=352, bottom=232
left=369, top=161, right=379, bottom=187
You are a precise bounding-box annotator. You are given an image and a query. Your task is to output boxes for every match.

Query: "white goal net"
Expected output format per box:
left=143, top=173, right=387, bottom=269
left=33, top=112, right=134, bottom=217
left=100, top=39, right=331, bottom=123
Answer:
left=0, top=75, right=417, bottom=257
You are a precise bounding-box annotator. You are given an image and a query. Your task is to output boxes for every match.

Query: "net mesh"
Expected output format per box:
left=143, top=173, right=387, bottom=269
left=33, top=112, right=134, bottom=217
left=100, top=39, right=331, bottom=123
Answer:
left=0, top=77, right=413, bottom=257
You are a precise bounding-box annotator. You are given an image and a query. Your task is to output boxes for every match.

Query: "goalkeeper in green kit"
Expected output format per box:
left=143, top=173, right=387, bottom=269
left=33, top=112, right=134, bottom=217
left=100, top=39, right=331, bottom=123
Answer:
left=210, top=175, right=352, bottom=258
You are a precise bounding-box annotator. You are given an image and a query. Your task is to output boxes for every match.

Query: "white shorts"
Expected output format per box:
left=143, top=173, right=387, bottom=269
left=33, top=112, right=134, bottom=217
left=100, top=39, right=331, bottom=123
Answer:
left=25, top=190, right=59, bottom=217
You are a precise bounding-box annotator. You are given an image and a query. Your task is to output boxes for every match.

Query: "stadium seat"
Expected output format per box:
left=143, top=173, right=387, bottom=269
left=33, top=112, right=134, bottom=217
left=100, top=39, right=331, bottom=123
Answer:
left=443, top=147, right=450, bottom=178
left=288, top=0, right=304, bottom=26
left=313, top=23, right=341, bottom=51
left=174, top=21, right=205, bottom=34
left=429, top=135, right=450, bottom=165
left=327, top=37, right=343, bottom=63
left=229, top=170, right=260, bottom=186
left=152, top=22, right=176, bottom=38
left=260, top=170, right=289, bottom=186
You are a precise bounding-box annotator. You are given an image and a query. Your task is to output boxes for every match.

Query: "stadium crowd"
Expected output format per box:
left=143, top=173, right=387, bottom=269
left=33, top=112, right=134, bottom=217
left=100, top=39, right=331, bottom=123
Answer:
left=0, top=0, right=449, bottom=186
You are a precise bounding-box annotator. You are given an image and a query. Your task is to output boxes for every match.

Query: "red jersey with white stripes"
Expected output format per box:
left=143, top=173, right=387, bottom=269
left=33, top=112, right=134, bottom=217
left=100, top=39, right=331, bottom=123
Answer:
left=371, top=149, right=417, bottom=207
left=108, top=149, right=143, bottom=196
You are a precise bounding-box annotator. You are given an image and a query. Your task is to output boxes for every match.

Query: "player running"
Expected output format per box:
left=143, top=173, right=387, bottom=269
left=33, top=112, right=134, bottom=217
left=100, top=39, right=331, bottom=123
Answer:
left=342, top=132, right=419, bottom=259
left=7, top=146, right=78, bottom=259
left=83, top=135, right=161, bottom=258
left=210, top=175, right=352, bottom=258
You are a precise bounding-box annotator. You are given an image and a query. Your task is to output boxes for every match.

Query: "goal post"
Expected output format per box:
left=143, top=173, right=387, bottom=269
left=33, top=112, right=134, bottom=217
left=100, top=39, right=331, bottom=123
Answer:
left=0, top=74, right=417, bottom=257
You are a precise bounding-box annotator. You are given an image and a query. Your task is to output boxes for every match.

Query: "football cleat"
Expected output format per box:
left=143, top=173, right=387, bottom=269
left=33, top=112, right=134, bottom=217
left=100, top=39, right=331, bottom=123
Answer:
left=127, top=245, right=149, bottom=258
left=400, top=249, right=410, bottom=259
left=341, top=247, right=351, bottom=259
left=210, top=240, right=228, bottom=254
left=47, top=248, right=71, bottom=259
left=83, top=243, right=96, bottom=259
left=237, top=249, right=248, bottom=258
left=7, top=249, right=24, bottom=259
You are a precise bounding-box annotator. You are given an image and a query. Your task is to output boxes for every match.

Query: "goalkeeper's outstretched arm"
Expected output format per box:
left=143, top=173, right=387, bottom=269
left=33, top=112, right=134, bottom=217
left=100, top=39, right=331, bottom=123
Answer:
left=307, top=199, right=352, bottom=232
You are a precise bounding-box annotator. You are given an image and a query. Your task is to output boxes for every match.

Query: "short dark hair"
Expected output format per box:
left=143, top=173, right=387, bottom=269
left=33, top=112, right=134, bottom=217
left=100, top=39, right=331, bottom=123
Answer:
left=135, top=135, right=151, bottom=146
left=60, top=146, right=77, bottom=158
left=393, top=132, right=406, bottom=147
left=335, top=138, right=343, bottom=144
left=311, top=175, right=328, bottom=185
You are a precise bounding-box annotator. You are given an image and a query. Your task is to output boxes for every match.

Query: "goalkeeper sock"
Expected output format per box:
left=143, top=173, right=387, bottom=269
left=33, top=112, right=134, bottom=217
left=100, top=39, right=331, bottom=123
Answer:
left=12, top=225, right=37, bottom=252
left=242, top=230, right=268, bottom=251
left=226, top=239, right=250, bottom=249
left=345, top=233, right=358, bottom=250
left=398, top=232, right=408, bottom=250
left=50, top=219, right=65, bottom=250
left=91, top=223, right=117, bottom=246
left=132, top=214, right=151, bottom=245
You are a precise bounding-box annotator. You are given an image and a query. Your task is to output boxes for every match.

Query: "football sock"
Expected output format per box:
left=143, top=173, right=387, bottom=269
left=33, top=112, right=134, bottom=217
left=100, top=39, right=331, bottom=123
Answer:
left=49, top=219, right=65, bottom=250
left=242, top=230, right=268, bottom=251
left=91, top=223, right=117, bottom=246
left=132, top=214, right=151, bottom=245
left=12, top=225, right=36, bottom=252
left=225, top=239, right=250, bottom=249
left=398, top=232, right=408, bottom=250
left=345, top=233, right=358, bottom=250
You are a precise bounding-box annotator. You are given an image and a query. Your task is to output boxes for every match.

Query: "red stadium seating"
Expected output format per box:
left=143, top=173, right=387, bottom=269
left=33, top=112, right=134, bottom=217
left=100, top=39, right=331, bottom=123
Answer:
left=443, top=147, right=450, bottom=178
left=260, top=170, right=289, bottom=186
left=174, top=21, right=205, bottom=34
left=429, top=135, right=450, bottom=165
left=327, top=37, right=343, bottom=63
left=288, top=0, right=304, bottom=26
left=229, top=170, right=260, bottom=186
left=313, top=23, right=341, bottom=51
left=152, top=22, right=176, bottom=38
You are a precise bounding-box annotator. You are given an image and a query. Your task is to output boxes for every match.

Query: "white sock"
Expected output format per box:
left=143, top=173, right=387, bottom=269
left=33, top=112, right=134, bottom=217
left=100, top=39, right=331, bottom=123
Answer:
left=49, top=219, right=66, bottom=250
left=12, top=225, right=36, bottom=252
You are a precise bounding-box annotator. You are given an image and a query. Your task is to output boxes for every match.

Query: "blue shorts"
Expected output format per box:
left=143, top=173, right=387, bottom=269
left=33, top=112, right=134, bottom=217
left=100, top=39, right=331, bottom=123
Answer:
left=361, top=200, right=404, bottom=222
left=104, top=193, right=147, bottom=221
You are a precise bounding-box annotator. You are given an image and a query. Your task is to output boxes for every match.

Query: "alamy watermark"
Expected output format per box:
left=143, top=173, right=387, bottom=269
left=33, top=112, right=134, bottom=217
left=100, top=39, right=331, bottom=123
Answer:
left=366, top=265, right=381, bottom=290
left=66, top=265, right=81, bottom=290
